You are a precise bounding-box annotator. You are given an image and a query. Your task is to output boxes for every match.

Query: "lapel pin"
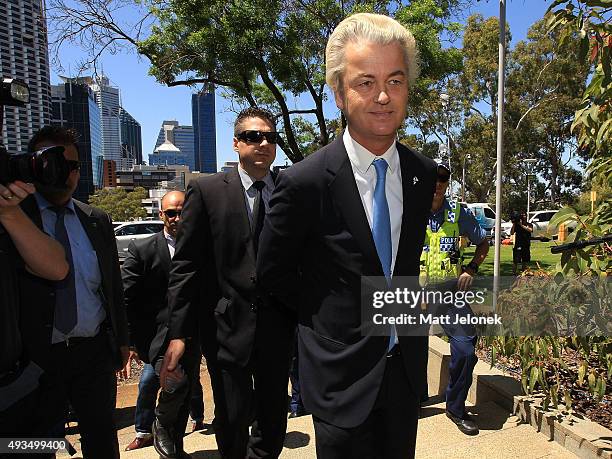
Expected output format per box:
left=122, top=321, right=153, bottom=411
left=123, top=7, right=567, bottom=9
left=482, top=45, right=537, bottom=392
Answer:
left=413, top=176, right=419, bottom=185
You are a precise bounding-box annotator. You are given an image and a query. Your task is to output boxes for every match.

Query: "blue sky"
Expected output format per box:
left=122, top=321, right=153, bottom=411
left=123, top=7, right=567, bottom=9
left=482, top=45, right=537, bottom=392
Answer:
left=50, top=0, right=553, bottom=170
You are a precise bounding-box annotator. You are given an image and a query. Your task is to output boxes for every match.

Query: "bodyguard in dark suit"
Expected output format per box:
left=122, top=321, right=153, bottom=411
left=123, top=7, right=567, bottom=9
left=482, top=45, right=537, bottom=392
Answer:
left=257, top=14, right=437, bottom=459
left=160, top=108, right=295, bottom=459
left=18, top=126, right=129, bottom=459
left=123, top=191, right=205, bottom=454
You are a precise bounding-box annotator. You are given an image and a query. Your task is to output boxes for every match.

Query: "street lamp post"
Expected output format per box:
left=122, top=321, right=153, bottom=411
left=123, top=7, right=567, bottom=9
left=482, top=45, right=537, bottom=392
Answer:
left=440, top=93, right=452, bottom=196
left=462, top=154, right=471, bottom=202
left=524, top=158, right=537, bottom=216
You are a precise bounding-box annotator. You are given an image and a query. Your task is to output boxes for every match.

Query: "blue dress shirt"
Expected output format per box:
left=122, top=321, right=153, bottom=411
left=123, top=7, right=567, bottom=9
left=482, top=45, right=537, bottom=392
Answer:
left=34, top=193, right=106, bottom=343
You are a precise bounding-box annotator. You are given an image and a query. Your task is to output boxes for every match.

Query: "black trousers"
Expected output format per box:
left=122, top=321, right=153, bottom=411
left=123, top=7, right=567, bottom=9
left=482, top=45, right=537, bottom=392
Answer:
left=209, top=307, right=295, bottom=459
left=0, top=371, right=60, bottom=459
left=313, top=353, right=420, bottom=459
left=47, top=331, right=120, bottom=459
left=154, top=342, right=200, bottom=453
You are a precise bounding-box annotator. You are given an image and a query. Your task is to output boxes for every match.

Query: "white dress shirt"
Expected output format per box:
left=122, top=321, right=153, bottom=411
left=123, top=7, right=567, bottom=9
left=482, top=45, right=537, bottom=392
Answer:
left=237, top=165, right=275, bottom=229
left=343, top=129, right=403, bottom=275
left=164, top=229, right=176, bottom=259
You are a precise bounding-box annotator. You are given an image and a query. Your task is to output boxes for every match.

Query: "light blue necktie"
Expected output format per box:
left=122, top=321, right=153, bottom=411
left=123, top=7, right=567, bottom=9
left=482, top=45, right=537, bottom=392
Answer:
left=372, top=159, right=397, bottom=350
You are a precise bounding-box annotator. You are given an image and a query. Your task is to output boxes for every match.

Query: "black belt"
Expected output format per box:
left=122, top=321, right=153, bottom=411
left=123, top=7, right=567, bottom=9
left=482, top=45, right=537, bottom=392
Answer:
left=53, top=333, right=100, bottom=348
left=387, top=344, right=401, bottom=358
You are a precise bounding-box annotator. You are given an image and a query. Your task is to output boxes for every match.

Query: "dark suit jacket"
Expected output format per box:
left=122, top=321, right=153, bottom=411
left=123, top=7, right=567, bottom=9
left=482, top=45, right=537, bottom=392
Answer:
left=122, top=231, right=173, bottom=364
left=257, top=136, right=437, bottom=428
left=18, top=195, right=129, bottom=372
left=166, top=166, right=290, bottom=367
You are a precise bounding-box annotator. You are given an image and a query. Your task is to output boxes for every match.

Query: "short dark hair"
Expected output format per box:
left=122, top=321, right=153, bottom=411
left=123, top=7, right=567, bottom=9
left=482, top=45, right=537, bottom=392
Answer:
left=28, top=125, right=80, bottom=158
left=233, top=107, right=276, bottom=137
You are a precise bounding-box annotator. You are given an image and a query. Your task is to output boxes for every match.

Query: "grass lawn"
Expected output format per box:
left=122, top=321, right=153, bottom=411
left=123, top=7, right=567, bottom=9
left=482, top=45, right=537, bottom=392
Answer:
left=463, top=240, right=562, bottom=277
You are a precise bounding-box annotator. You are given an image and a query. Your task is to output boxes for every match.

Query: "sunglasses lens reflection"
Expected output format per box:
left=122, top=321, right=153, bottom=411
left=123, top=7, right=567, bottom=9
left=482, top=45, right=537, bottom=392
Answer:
left=165, top=210, right=181, bottom=218
left=241, top=130, right=279, bottom=144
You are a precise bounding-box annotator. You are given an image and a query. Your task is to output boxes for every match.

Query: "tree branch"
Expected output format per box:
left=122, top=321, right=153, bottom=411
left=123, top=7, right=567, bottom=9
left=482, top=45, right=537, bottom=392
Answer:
left=255, top=61, right=303, bottom=162
left=515, top=95, right=559, bottom=130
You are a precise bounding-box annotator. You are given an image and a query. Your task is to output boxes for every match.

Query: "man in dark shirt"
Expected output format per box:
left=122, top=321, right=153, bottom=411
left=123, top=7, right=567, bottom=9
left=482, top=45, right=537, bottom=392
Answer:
left=511, top=211, right=533, bottom=274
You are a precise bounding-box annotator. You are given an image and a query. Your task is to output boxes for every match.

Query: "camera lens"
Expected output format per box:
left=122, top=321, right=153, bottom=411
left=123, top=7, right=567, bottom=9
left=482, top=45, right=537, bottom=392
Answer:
left=0, top=146, right=70, bottom=187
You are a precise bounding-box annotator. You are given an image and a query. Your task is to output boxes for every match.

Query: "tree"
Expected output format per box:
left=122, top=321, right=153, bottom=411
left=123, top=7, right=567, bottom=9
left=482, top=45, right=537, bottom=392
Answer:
left=508, top=19, right=589, bottom=207
left=89, top=187, right=148, bottom=221
left=450, top=14, right=589, bottom=211
left=547, top=0, right=611, bottom=223
left=48, top=0, right=471, bottom=162
left=452, top=14, right=517, bottom=204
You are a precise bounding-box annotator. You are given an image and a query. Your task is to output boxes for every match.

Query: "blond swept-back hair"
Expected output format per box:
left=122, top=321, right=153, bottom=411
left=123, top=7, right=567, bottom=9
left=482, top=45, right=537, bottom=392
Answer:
left=325, top=13, right=420, bottom=93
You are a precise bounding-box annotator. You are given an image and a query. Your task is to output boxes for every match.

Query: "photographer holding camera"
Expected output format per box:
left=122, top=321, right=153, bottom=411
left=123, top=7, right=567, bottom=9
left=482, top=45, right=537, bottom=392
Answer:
left=0, top=78, right=72, bottom=440
left=510, top=210, right=533, bottom=275
left=0, top=180, right=69, bottom=437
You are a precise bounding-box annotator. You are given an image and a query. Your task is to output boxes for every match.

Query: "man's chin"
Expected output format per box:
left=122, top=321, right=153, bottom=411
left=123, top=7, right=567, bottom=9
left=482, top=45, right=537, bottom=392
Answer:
left=35, top=183, right=72, bottom=204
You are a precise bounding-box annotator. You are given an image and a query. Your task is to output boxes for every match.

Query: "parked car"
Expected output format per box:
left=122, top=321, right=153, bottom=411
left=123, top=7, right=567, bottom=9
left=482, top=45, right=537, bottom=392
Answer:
left=114, top=221, right=164, bottom=260
left=500, top=210, right=577, bottom=241
left=460, top=203, right=500, bottom=239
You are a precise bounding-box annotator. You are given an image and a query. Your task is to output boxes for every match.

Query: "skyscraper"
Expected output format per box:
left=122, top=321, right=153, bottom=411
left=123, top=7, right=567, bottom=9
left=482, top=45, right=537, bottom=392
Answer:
left=51, top=77, right=103, bottom=201
left=0, top=0, right=51, bottom=154
left=192, top=91, right=217, bottom=173
left=120, top=108, right=142, bottom=166
left=90, top=75, right=122, bottom=165
left=151, top=120, right=194, bottom=171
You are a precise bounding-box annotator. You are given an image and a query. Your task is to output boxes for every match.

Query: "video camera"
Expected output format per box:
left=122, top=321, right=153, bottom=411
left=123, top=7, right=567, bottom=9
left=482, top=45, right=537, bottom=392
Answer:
left=0, top=78, right=70, bottom=186
left=510, top=211, right=522, bottom=224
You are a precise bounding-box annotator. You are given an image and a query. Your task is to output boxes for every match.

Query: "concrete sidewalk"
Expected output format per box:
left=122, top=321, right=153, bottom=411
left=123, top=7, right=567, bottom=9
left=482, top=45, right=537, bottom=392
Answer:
left=60, top=390, right=577, bottom=458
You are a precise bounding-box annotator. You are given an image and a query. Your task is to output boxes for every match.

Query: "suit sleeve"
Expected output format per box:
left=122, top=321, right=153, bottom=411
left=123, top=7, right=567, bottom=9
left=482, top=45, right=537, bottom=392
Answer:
left=104, top=212, right=129, bottom=347
left=121, top=241, right=144, bottom=347
left=257, top=170, right=310, bottom=310
left=166, top=181, right=209, bottom=339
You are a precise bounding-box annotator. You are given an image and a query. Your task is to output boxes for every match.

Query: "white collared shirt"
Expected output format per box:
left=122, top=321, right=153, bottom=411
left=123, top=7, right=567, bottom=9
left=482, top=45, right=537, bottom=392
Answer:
left=343, top=129, right=403, bottom=275
left=164, top=229, right=176, bottom=259
left=237, top=165, right=275, bottom=229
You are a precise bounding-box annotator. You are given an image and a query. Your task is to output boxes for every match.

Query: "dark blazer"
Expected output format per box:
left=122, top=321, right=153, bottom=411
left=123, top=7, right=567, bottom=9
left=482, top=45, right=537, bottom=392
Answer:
left=257, top=136, right=437, bottom=428
left=166, top=166, right=289, bottom=367
left=122, top=231, right=173, bottom=364
left=18, top=195, right=129, bottom=372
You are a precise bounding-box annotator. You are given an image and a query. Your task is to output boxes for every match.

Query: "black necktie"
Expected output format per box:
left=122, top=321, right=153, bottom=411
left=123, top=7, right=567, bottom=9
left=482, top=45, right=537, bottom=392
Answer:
left=51, top=206, right=78, bottom=334
left=252, top=181, right=266, bottom=255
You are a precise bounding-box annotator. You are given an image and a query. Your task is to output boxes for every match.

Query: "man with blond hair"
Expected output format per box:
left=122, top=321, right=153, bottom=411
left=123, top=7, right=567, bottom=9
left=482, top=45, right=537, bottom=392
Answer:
left=257, top=13, right=437, bottom=458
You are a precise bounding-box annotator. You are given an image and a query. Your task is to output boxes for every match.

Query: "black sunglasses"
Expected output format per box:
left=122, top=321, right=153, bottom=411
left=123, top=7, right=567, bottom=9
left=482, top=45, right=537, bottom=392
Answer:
left=66, top=160, right=81, bottom=171
left=163, top=209, right=182, bottom=218
left=236, top=130, right=280, bottom=144
left=437, top=173, right=450, bottom=183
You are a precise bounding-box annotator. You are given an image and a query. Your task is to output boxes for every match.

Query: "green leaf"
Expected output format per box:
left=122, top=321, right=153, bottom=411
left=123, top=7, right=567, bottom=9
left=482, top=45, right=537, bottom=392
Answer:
left=578, top=361, right=587, bottom=385
left=595, top=377, right=606, bottom=402
left=529, top=366, right=539, bottom=393
left=588, top=371, right=597, bottom=391
left=549, top=207, right=578, bottom=229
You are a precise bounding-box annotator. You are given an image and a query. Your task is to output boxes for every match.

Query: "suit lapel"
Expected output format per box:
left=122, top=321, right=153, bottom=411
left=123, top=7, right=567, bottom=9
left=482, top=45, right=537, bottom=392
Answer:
left=326, top=137, right=383, bottom=275
left=393, top=143, right=424, bottom=276
left=155, top=231, right=172, bottom=273
left=225, top=167, right=256, bottom=262
left=73, top=201, right=108, bottom=271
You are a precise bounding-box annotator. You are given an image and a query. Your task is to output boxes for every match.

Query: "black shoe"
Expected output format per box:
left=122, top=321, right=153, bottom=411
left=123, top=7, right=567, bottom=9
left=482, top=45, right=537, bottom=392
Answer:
left=445, top=410, right=479, bottom=435
left=153, top=419, right=179, bottom=459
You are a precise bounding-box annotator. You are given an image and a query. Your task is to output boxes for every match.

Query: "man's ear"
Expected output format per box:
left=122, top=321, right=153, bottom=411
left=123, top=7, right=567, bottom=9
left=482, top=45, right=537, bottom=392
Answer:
left=334, top=88, right=345, bottom=112
left=233, top=137, right=239, bottom=152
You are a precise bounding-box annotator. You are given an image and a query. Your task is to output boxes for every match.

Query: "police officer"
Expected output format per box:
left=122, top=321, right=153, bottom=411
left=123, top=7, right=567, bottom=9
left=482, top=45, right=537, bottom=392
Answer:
left=420, top=162, right=489, bottom=435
